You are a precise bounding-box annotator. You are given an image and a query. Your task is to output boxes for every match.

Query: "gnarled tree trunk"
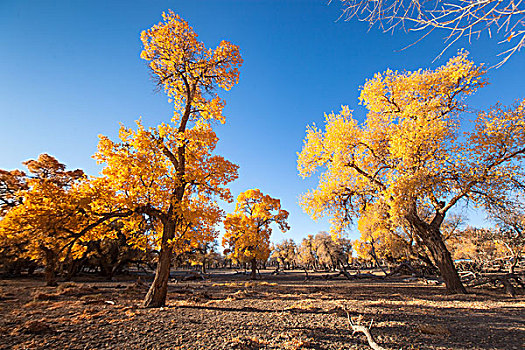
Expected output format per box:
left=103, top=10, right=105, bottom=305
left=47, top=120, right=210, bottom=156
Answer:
left=407, top=210, right=466, bottom=294
left=143, top=221, right=175, bottom=307
left=421, top=229, right=466, bottom=293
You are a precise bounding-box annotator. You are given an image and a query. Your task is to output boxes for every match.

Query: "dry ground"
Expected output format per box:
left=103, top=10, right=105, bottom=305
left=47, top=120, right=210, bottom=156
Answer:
left=0, top=270, right=523, bottom=350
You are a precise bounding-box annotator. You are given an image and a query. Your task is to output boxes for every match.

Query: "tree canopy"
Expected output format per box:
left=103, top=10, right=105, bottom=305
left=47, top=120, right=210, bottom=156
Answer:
left=94, top=11, right=242, bottom=307
left=0, top=155, right=128, bottom=285
left=298, top=52, right=525, bottom=292
left=223, top=189, right=290, bottom=279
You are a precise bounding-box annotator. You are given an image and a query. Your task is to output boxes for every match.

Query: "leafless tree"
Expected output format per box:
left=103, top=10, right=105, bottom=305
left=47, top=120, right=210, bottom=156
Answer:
left=333, top=0, right=525, bottom=66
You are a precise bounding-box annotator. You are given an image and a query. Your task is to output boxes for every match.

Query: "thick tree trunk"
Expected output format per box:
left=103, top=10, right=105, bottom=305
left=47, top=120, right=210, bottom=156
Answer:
left=99, top=261, right=113, bottom=280
left=44, top=264, right=57, bottom=286
left=407, top=209, right=466, bottom=294
left=250, top=258, right=257, bottom=280
left=420, top=229, right=466, bottom=294
left=143, top=222, right=175, bottom=307
left=7, top=261, right=22, bottom=276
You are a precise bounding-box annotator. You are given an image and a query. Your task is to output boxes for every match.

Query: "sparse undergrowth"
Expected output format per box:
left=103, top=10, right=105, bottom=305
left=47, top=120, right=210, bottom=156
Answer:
left=0, top=271, right=523, bottom=350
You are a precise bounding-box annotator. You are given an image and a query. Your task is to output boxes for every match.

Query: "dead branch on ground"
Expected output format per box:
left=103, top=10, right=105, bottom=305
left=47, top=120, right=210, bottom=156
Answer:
left=344, top=308, right=388, bottom=350
left=466, top=273, right=524, bottom=296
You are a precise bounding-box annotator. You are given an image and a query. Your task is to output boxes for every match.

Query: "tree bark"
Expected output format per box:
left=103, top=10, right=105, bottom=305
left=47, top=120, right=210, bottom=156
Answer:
left=369, top=242, right=388, bottom=276
left=250, top=258, right=257, bottom=280
left=43, top=248, right=58, bottom=287
left=143, top=222, right=175, bottom=307
left=420, top=228, right=466, bottom=294
left=406, top=208, right=466, bottom=294
left=65, top=259, right=81, bottom=281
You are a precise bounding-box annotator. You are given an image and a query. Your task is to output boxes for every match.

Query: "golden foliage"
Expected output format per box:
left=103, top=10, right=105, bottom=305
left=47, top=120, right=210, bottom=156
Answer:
left=296, top=232, right=352, bottom=268
left=96, top=12, right=241, bottom=265
left=140, top=10, right=242, bottom=124
left=0, top=155, right=124, bottom=276
left=298, top=53, right=524, bottom=292
left=0, top=169, right=27, bottom=216
left=223, top=189, right=289, bottom=263
left=354, top=203, right=411, bottom=261
left=94, top=119, right=238, bottom=254
left=271, top=239, right=297, bottom=268
left=298, top=52, right=525, bottom=235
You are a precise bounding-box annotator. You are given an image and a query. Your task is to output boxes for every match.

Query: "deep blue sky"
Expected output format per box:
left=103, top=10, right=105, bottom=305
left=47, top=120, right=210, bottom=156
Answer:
left=1, top=0, right=524, bottom=243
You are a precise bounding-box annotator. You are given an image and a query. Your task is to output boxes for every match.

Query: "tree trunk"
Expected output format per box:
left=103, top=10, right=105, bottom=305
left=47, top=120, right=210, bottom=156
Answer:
left=369, top=242, right=388, bottom=276
left=27, top=262, right=36, bottom=275
left=201, top=258, right=207, bottom=274
left=99, top=260, right=113, bottom=280
left=43, top=249, right=58, bottom=287
left=250, top=258, right=257, bottom=280
left=65, top=259, right=81, bottom=281
left=509, top=256, right=517, bottom=274
left=420, top=229, right=466, bottom=294
left=406, top=209, right=466, bottom=294
left=143, top=222, right=175, bottom=307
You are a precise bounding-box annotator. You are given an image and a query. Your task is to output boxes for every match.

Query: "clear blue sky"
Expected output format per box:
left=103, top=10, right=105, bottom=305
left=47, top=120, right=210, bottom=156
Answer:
left=1, top=0, right=524, bottom=243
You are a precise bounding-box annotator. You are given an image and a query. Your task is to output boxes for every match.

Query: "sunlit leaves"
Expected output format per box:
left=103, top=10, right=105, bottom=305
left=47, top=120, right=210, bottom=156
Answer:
left=270, top=239, right=297, bottom=268
left=0, top=169, right=27, bottom=216
left=96, top=12, right=241, bottom=266
left=223, top=189, right=289, bottom=263
left=94, top=118, right=238, bottom=253
left=298, top=52, right=525, bottom=260
left=140, top=10, right=242, bottom=124
left=0, top=155, right=116, bottom=278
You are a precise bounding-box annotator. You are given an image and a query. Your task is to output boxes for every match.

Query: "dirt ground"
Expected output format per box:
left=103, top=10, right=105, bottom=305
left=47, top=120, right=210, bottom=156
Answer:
left=0, top=270, right=523, bottom=350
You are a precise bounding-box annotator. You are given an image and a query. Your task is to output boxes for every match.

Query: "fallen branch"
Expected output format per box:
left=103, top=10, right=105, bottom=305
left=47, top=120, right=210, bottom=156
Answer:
left=387, top=262, right=437, bottom=278
left=466, top=273, right=523, bottom=296
left=336, top=269, right=383, bottom=280
left=181, top=271, right=205, bottom=281
left=458, top=271, right=477, bottom=281
left=344, top=308, right=387, bottom=350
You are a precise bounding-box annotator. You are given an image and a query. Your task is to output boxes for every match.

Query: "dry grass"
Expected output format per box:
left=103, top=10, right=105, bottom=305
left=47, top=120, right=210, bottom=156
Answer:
left=0, top=273, right=523, bottom=349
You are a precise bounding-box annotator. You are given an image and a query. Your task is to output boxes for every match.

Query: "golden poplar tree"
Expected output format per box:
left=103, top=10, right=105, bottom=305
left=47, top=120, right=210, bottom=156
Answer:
left=271, top=239, right=297, bottom=270
left=296, top=235, right=317, bottom=270
left=95, top=11, right=242, bottom=307
left=0, top=155, right=128, bottom=286
left=298, top=53, right=525, bottom=293
left=223, top=189, right=290, bottom=279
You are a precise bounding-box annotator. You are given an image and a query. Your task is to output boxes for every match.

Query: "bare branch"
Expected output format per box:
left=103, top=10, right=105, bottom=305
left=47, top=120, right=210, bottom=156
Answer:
left=335, top=0, right=525, bottom=66
left=344, top=307, right=388, bottom=350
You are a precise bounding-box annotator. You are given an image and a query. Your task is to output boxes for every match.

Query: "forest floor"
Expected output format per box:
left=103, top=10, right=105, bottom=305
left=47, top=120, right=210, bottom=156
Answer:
left=0, top=270, right=523, bottom=350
